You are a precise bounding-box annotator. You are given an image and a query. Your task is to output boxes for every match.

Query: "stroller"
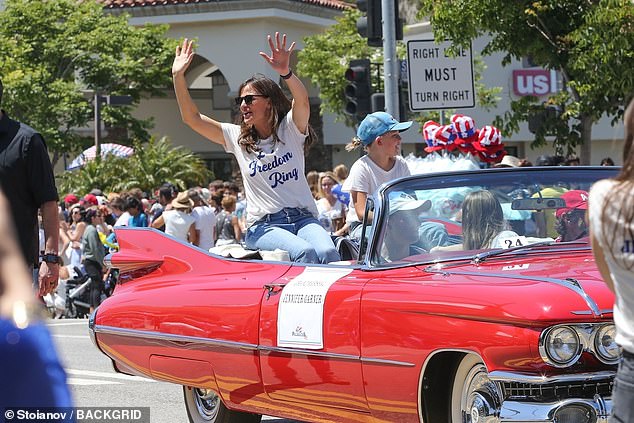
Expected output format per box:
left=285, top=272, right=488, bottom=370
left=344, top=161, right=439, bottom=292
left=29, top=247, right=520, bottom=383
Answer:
left=44, top=266, right=93, bottom=318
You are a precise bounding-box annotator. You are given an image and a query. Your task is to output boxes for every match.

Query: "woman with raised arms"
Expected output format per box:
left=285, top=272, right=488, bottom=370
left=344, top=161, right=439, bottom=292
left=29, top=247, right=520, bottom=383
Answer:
left=172, top=33, right=338, bottom=263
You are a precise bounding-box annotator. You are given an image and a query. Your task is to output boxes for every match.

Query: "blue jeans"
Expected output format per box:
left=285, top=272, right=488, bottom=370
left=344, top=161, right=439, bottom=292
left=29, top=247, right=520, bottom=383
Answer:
left=246, top=207, right=340, bottom=264
left=611, top=349, right=634, bottom=422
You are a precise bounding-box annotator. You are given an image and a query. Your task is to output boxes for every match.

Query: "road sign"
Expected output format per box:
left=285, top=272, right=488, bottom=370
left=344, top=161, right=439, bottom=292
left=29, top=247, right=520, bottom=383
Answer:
left=406, top=39, right=475, bottom=111
left=105, top=95, right=133, bottom=106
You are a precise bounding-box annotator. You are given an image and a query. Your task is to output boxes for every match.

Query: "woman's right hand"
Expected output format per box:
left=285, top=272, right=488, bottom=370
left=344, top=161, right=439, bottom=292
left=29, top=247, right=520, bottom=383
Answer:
left=172, top=38, right=195, bottom=76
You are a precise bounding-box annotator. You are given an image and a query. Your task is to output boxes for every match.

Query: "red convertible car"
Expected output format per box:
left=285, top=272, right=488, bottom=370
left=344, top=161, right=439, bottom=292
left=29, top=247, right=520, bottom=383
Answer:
left=91, top=167, right=619, bottom=423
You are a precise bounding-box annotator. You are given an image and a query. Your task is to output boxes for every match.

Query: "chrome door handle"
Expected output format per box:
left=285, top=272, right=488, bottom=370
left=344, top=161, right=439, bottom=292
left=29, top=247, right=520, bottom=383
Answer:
left=263, top=283, right=286, bottom=300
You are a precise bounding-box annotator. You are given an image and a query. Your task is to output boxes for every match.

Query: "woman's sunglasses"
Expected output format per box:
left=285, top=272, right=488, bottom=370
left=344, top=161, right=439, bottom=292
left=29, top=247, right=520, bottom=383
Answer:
left=234, top=94, right=267, bottom=106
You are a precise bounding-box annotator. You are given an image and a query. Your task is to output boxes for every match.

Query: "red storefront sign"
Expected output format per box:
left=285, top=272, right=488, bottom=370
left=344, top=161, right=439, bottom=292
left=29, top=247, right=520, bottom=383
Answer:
left=512, top=69, right=557, bottom=97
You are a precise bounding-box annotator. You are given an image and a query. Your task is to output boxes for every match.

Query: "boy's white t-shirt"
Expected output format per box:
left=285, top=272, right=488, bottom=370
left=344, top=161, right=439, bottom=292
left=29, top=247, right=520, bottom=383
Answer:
left=191, top=205, right=216, bottom=251
left=221, top=112, right=317, bottom=228
left=162, top=209, right=196, bottom=242
left=589, top=179, right=634, bottom=354
left=342, top=154, right=411, bottom=224
left=114, top=211, right=130, bottom=227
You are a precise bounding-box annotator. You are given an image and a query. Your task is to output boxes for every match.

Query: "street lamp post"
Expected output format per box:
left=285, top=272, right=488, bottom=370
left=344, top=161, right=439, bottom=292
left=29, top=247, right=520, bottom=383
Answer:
left=94, top=92, right=102, bottom=160
left=88, top=92, right=132, bottom=162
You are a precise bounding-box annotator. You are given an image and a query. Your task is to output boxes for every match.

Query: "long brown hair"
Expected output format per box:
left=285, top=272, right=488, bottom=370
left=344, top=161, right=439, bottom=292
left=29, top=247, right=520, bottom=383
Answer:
left=462, top=190, right=506, bottom=250
left=234, top=74, right=315, bottom=154
left=601, top=98, right=634, bottom=268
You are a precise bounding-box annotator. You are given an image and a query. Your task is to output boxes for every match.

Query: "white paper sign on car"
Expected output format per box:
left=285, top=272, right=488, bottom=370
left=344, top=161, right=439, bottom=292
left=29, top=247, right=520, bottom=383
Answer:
left=277, top=267, right=352, bottom=349
left=498, top=235, right=528, bottom=249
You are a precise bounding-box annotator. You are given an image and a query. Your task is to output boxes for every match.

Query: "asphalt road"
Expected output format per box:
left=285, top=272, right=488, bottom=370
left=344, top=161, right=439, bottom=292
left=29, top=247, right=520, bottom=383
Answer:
left=47, top=318, right=301, bottom=423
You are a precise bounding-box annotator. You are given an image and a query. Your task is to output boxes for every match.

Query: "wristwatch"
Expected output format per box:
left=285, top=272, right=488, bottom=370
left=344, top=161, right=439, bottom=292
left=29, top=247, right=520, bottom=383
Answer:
left=40, top=253, right=62, bottom=265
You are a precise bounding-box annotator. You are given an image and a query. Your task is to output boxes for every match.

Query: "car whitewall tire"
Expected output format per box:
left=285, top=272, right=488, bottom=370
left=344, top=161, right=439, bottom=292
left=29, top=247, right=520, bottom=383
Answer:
left=450, top=354, right=501, bottom=423
left=183, top=386, right=262, bottom=423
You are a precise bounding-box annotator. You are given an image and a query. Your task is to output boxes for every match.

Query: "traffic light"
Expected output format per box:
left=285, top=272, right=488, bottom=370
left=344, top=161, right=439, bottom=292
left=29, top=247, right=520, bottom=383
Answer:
left=371, top=93, right=385, bottom=113
left=528, top=104, right=563, bottom=134
left=370, top=92, right=406, bottom=118
left=344, top=59, right=372, bottom=122
left=356, top=0, right=403, bottom=47
left=356, top=0, right=382, bottom=47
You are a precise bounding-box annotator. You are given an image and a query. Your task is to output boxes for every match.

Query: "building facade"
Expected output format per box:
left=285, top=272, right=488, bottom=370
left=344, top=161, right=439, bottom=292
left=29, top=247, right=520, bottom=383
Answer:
left=3, top=0, right=624, bottom=176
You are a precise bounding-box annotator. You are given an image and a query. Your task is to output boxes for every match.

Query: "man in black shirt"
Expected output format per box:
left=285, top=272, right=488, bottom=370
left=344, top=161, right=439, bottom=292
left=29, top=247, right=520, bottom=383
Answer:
left=0, top=78, right=60, bottom=296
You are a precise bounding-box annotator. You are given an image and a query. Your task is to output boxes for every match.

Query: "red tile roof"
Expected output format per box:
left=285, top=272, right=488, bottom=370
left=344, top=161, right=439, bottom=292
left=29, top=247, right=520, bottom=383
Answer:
left=99, top=0, right=352, bottom=12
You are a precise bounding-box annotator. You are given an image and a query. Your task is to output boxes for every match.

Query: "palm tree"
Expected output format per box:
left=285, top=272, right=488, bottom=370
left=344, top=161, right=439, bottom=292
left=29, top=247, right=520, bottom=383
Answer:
left=58, top=136, right=212, bottom=195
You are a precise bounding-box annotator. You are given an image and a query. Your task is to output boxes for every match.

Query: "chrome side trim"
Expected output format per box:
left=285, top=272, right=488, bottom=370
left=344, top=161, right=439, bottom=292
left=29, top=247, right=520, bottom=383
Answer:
left=260, top=345, right=414, bottom=366
left=88, top=310, right=97, bottom=346
left=93, top=325, right=258, bottom=352
left=258, top=345, right=360, bottom=361
left=424, top=267, right=603, bottom=317
left=94, top=325, right=414, bottom=367
left=360, top=357, right=416, bottom=367
left=489, top=370, right=616, bottom=384
left=572, top=309, right=613, bottom=315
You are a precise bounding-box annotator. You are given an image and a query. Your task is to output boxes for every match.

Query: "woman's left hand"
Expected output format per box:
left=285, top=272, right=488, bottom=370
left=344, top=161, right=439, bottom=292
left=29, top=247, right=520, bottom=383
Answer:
left=259, top=32, right=295, bottom=75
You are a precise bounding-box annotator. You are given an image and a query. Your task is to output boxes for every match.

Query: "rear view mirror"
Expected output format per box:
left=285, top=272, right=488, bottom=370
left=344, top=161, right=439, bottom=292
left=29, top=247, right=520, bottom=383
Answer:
left=511, top=197, right=566, bottom=211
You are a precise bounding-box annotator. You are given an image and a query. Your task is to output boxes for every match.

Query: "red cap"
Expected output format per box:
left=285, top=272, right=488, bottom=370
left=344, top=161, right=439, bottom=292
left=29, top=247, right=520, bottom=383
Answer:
left=64, top=194, right=79, bottom=205
left=83, top=194, right=98, bottom=206
left=556, top=190, right=589, bottom=218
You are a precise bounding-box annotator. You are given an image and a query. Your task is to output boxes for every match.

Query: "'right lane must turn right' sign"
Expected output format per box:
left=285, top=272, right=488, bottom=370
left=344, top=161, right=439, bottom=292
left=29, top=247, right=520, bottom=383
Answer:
left=406, top=39, right=475, bottom=111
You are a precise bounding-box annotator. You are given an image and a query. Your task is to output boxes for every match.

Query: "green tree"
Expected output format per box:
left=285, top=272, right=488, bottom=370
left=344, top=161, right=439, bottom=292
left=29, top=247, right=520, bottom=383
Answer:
left=418, top=0, right=634, bottom=162
left=0, top=0, right=177, bottom=165
left=297, top=8, right=500, bottom=130
left=298, top=9, right=376, bottom=126
left=58, top=137, right=212, bottom=195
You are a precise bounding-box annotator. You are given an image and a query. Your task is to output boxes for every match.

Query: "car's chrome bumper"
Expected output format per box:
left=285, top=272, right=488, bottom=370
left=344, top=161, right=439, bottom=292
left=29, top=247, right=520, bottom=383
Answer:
left=499, top=395, right=611, bottom=422
left=477, top=371, right=615, bottom=423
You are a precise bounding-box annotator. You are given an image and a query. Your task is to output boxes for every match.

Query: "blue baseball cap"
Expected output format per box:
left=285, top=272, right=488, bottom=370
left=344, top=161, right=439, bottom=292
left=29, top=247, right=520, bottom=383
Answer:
left=357, top=112, right=413, bottom=146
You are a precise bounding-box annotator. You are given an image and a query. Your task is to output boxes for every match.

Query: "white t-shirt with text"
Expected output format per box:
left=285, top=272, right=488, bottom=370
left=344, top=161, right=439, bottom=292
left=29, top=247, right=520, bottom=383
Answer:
left=222, top=112, right=317, bottom=228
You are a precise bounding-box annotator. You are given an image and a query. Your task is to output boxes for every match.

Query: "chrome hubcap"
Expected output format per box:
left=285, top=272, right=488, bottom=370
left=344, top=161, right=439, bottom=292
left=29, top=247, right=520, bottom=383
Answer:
left=461, top=364, right=501, bottom=423
left=193, top=388, right=220, bottom=421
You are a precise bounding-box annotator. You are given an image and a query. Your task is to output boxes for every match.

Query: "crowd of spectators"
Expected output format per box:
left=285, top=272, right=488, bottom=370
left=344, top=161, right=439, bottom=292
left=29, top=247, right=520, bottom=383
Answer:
left=53, top=179, right=247, bottom=307
left=55, top=162, right=353, bottom=269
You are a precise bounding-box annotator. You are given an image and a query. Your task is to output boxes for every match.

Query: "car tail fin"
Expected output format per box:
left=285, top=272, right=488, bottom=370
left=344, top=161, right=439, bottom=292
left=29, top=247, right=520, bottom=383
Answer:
left=105, top=250, right=163, bottom=283
left=107, top=227, right=209, bottom=283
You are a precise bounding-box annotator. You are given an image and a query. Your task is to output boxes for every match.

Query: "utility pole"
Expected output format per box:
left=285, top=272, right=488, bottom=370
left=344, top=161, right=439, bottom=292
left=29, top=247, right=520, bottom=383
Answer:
left=92, top=93, right=133, bottom=161
left=94, top=92, right=102, bottom=160
left=382, top=0, right=399, bottom=119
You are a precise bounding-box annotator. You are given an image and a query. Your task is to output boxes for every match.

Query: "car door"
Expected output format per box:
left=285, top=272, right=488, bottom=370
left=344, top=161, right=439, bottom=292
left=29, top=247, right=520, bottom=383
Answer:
left=258, top=265, right=370, bottom=412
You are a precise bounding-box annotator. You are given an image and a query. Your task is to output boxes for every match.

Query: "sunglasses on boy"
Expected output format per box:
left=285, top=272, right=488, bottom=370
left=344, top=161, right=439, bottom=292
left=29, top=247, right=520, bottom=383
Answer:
left=234, top=94, right=268, bottom=106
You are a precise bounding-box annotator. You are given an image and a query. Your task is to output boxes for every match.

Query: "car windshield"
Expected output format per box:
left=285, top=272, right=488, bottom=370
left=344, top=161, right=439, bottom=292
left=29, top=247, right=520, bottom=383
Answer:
left=366, top=167, right=618, bottom=267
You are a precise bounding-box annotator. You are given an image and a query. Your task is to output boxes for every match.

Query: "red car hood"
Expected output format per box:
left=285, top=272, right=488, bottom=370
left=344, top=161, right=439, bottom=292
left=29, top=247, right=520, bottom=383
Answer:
left=411, top=249, right=614, bottom=325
